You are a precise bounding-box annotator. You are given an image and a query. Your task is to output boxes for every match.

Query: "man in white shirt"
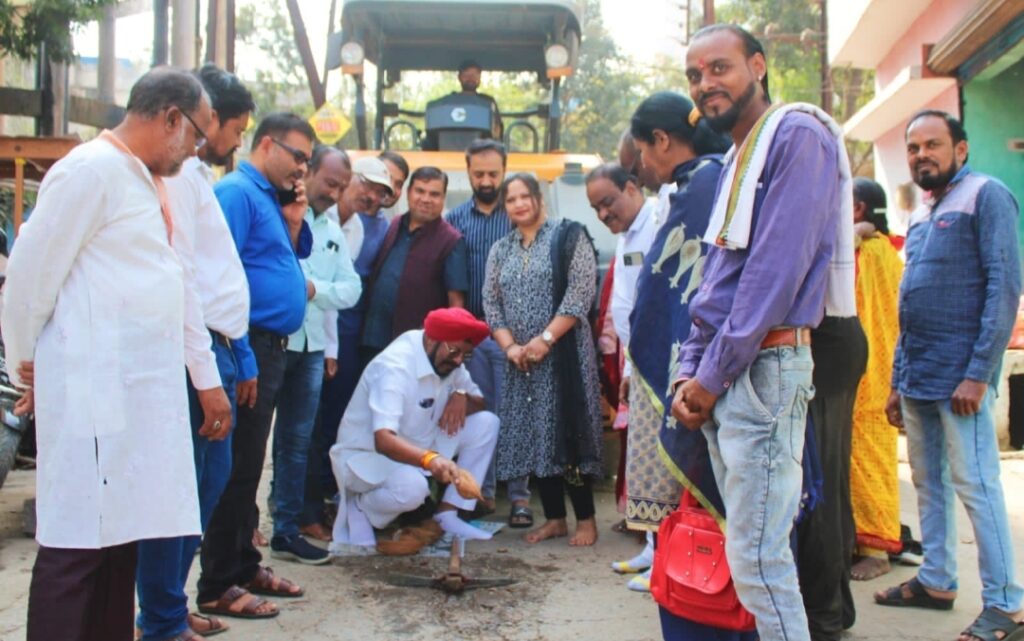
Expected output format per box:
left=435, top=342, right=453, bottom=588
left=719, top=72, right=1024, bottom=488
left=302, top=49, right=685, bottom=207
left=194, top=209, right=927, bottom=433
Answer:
left=585, top=162, right=660, bottom=591
left=329, top=308, right=499, bottom=552
left=270, top=146, right=362, bottom=563
left=134, top=64, right=256, bottom=641
left=2, top=68, right=212, bottom=641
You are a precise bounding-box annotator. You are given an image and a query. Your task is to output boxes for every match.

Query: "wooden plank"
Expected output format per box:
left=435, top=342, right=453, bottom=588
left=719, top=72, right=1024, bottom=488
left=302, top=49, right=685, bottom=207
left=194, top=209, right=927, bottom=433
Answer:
left=14, top=158, right=24, bottom=236
left=0, top=136, right=80, bottom=161
left=0, top=88, right=43, bottom=117
left=67, top=96, right=125, bottom=129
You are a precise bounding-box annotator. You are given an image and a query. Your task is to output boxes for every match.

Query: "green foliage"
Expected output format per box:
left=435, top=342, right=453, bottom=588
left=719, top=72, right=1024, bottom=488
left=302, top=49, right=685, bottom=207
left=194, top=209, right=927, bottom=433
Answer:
left=235, top=0, right=310, bottom=118
left=0, top=0, right=117, bottom=62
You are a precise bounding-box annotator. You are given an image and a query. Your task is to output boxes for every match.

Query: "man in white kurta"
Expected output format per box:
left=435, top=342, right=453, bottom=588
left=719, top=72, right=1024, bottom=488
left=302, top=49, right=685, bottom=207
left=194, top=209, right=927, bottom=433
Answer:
left=1, top=68, right=211, bottom=641
left=329, top=308, right=499, bottom=552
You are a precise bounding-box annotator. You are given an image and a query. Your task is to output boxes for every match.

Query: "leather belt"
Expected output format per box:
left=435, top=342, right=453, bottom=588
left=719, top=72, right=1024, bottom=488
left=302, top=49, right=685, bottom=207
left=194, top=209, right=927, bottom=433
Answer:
left=209, top=330, right=232, bottom=348
left=249, top=326, right=288, bottom=351
left=760, top=327, right=811, bottom=350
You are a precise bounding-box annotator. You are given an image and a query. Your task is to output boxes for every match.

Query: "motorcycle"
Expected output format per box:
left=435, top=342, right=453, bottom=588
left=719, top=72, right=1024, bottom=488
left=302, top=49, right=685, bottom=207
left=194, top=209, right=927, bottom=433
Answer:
left=0, top=334, right=31, bottom=490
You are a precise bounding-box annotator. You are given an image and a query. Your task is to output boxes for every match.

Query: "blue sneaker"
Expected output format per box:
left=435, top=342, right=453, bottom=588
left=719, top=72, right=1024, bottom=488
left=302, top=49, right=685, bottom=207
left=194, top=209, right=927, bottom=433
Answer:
left=270, top=534, right=331, bottom=565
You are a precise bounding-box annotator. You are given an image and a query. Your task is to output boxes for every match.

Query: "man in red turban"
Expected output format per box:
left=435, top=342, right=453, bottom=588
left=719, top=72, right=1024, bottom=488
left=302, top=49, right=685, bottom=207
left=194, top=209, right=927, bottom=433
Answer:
left=328, top=308, right=499, bottom=552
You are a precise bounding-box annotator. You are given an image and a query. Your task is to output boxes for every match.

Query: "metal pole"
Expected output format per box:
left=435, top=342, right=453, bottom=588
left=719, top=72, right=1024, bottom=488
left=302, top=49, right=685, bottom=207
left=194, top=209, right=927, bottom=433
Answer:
left=703, top=0, right=715, bottom=26
left=153, top=0, right=169, bottom=66
left=548, top=77, right=562, bottom=151
left=98, top=7, right=116, bottom=103
left=820, top=0, right=832, bottom=114
left=225, top=0, right=236, bottom=72
left=13, top=158, right=25, bottom=236
left=171, top=0, right=196, bottom=69
left=205, top=0, right=218, bottom=63
left=354, top=75, right=368, bottom=149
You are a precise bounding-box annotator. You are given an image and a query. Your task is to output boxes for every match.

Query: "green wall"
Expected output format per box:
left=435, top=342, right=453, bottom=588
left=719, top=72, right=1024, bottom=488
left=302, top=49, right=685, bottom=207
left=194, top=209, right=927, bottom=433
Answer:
left=963, top=56, right=1024, bottom=252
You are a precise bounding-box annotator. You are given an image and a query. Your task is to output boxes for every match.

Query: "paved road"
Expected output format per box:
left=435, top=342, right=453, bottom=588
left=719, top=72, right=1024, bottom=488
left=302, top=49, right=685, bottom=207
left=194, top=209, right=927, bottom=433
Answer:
left=1, top=440, right=1022, bottom=641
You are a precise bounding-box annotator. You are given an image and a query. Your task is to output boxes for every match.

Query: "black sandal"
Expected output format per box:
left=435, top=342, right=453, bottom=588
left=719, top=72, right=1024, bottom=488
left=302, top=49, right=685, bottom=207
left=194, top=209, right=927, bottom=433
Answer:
left=874, top=577, right=954, bottom=610
left=960, top=609, right=1024, bottom=641
left=508, top=504, right=534, bottom=528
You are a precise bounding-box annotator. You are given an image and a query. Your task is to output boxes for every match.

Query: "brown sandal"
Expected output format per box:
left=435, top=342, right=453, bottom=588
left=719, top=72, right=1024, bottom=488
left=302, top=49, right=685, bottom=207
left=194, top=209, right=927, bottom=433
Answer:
left=244, top=565, right=304, bottom=598
left=187, top=612, right=229, bottom=637
left=198, top=586, right=279, bottom=620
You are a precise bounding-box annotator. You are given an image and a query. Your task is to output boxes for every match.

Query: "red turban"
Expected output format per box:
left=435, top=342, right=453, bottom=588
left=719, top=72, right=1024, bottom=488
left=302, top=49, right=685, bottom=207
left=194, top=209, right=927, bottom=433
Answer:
left=423, top=308, right=490, bottom=346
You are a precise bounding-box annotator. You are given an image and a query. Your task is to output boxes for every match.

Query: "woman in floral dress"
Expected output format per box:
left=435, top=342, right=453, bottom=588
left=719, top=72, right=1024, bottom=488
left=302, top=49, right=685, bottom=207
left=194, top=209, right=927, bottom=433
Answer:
left=483, top=173, right=603, bottom=546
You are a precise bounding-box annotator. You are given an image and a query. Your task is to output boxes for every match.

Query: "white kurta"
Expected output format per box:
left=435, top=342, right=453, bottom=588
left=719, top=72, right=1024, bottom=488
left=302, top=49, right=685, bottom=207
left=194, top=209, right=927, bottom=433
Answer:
left=1, top=137, right=200, bottom=549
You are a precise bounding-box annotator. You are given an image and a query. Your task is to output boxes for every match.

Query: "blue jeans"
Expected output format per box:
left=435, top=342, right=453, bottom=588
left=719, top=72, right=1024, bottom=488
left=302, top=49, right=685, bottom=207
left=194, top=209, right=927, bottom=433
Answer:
left=703, top=346, right=814, bottom=641
left=902, top=391, right=1023, bottom=611
left=137, top=338, right=237, bottom=640
left=469, top=337, right=530, bottom=503
left=272, top=349, right=325, bottom=538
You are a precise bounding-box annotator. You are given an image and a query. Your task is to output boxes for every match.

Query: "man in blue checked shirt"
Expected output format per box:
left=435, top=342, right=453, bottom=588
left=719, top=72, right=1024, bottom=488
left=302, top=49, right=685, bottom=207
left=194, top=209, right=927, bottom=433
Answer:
left=269, top=146, right=361, bottom=564
left=197, top=112, right=316, bottom=618
left=876, top=110, right=1023, bottom=641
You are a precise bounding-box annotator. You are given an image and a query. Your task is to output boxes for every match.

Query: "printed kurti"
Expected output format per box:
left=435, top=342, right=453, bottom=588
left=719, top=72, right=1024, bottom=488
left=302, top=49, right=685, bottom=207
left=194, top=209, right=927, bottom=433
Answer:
left=483, top=219, right=602, bottom=479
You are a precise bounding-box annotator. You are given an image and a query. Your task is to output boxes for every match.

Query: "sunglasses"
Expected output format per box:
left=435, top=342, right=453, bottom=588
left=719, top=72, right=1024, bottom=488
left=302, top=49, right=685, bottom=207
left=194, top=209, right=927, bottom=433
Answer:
left=179, top=109, right=207, bottom=151
left=272, top=138, right=311, bottom=165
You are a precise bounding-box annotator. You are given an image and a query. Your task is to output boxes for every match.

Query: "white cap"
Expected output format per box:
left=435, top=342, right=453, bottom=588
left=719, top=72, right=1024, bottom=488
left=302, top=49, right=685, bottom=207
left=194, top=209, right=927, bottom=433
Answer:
left=353, top=156, right=394, bottom=195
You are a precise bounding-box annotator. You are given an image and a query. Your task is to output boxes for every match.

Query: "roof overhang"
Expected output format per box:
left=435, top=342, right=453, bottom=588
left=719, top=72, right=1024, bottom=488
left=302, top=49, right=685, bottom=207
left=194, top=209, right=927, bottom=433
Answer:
left=929, top=0, right=1024, bottom=79
left=842, top=65, right=956, bottom=141
left=829, top=0, right=933, bottom=68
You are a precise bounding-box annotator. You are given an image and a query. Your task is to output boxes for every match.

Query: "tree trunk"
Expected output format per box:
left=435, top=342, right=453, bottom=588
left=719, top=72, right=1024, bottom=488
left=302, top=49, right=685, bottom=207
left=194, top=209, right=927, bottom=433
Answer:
left=285, top=0, right=326, bottom=108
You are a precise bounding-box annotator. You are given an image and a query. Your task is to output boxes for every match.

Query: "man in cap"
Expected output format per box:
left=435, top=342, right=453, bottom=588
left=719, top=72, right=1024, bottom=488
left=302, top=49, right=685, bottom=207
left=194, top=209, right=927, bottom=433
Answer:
left=329, top=308, right=499, bottom=550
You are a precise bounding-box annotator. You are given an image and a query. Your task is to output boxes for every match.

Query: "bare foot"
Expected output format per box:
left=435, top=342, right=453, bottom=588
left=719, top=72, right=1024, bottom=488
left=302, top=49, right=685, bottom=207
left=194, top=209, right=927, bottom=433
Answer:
left=188, top=612, right=228, bottom=635
left=569, top=517, right=598, bottom=546
left=252, top=529, right=269, bottom=547
left=524, top=519, right=568, bottom=544
left=299, top=522, right=332, bottom=542
left=851, top=556, right=891, bottom=581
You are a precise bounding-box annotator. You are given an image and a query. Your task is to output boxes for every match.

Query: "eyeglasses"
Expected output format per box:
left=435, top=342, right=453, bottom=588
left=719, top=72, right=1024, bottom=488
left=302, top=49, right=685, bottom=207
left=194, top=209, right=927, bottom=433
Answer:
left=272, top=138, right=311, bottom=165
left=179, top=109, right=207, bottom=151
left=442, top=341, right=474, bottom=363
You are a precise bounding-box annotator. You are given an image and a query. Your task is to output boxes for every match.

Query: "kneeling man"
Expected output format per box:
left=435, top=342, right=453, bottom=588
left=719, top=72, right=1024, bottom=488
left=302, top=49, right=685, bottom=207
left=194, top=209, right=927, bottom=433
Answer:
left=330, top=307, right=498, bottom=551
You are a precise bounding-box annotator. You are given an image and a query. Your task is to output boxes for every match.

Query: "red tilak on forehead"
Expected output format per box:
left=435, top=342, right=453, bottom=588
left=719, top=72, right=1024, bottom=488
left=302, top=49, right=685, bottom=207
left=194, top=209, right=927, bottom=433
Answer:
left=697, top=58, right=707, bottom=70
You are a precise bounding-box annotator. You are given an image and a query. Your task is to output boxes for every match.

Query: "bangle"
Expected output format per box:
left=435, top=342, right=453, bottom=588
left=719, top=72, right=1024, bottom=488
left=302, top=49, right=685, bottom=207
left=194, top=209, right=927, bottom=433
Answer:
left=503, top=344, right=515, bottom=354
left=420, top=450, right=440, bottom=470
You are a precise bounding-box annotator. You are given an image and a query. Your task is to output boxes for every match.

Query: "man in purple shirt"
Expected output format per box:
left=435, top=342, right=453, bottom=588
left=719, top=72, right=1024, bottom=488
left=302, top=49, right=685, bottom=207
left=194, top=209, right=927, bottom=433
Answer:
left=672, top=24, right=845, bottom=641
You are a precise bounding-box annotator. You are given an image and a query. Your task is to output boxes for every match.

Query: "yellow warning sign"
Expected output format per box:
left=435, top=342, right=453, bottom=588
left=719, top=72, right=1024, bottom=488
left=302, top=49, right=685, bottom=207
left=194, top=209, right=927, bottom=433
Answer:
left=308, top=103, right=352, bottom=145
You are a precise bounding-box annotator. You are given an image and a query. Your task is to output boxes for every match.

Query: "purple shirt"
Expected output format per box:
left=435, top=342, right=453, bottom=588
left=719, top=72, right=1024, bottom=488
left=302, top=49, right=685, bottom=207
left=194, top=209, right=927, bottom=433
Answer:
left=679, top=112, right=842, bottom=396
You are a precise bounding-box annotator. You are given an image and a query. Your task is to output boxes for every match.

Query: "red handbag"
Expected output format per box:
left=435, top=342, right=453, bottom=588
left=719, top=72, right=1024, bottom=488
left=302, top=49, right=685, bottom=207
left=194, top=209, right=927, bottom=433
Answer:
left=650, top=490, right=757, bottom=632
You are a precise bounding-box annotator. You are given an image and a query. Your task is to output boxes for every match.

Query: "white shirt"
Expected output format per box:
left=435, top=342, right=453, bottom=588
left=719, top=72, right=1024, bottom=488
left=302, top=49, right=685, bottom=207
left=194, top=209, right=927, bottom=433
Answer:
left=336, top=330, right=480, bottom=459
left=165, top=156, right=250, bottom=390
left=321, top=205, right=365, bottom=358
left=287, top=208, right=362, bottom=353
left=612, top=198, right=659, bottom=377
left=1, top=137, right=200, bottom=548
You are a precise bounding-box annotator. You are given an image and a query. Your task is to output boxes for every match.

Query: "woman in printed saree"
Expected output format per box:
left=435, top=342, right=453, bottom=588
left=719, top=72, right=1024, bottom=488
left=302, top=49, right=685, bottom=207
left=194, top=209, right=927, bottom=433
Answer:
left=848, top=177, right=904, bottom=581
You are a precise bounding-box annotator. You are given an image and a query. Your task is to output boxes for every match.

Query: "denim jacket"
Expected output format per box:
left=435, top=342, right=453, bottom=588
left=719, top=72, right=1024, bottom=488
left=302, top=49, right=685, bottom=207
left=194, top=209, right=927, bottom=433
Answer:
left=893, top=166, right=1021, bottom=400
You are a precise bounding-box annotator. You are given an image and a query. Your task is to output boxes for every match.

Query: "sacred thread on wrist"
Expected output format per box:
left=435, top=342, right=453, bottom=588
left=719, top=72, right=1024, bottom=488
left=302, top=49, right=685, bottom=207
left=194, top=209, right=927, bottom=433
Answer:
left=421, top=450, right=440, bottom=470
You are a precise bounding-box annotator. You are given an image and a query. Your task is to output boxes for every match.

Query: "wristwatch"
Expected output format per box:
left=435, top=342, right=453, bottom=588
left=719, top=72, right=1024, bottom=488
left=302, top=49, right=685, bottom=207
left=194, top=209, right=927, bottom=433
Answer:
left=541, top=330, right=555, bottom=346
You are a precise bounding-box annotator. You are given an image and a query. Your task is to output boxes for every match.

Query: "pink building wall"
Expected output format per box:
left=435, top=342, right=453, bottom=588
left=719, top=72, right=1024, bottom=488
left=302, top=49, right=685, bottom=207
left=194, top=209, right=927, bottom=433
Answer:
left=876, top=0, right=975, bottom=87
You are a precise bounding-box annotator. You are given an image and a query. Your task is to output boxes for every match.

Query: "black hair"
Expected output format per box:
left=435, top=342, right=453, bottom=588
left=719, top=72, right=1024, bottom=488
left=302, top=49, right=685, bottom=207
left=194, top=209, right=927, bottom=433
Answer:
left=194, top=63, right=255, bottom=122
left=458, top=60, right=482, bottom=73
left=585, top=163, right=638, bottom=191
left=378, top=150, right=410, bottom=181
left=409, top=166, right=449, bottom=192
left=500, top=172, right=543, bottom=209
left=691, top=23, right=771, bottom=102
left=250, top=112, right=317, bottom=151
left=852, top=177, right=890, bottom=235
left=310, top=144, right=351, bottom=173
left=630, top=92, right=731, bottom=156
left=465, top=139, right=507, bottom=167
left=126, top=67, right=204, bottom=118
left=905, top=109, right=968, bottom=146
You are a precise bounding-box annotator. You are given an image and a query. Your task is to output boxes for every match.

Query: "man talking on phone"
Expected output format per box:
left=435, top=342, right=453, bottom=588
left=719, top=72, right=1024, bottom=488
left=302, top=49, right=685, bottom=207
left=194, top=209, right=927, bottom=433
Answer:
left=196, top=112, right=316, bottom=621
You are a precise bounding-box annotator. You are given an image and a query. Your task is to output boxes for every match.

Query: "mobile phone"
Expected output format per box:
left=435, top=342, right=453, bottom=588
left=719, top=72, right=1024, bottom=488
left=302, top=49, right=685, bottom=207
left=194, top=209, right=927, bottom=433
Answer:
left=278, top=187, right=298, bottom=206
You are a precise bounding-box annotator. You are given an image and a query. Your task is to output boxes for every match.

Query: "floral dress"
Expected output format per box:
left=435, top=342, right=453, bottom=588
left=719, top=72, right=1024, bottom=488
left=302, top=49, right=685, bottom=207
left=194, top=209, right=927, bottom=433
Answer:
left=482, top=219, right=603, bottom=480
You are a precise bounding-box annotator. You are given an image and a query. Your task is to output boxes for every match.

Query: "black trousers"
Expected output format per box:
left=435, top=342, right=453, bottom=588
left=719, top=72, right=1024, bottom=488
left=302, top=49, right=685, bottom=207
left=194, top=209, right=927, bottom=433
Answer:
left=796, top=316, right=868, bottom=641
left=197, top=329, right=288, bottom=603
left=27, top=542, right=138, bottom=641
left=536, top=475, right=595, bottom=521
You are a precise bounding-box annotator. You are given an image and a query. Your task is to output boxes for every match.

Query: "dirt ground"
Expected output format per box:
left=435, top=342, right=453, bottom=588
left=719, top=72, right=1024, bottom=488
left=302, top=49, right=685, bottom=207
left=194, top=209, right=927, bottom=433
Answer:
left=1, top=441, right=1023, bottom=641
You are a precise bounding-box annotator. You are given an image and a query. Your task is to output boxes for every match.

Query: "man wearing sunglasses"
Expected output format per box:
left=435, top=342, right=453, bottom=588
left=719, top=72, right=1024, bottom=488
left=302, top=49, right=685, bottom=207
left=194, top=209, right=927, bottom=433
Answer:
left=196, top=112, right=316, bottom=621
left=329, top=307, right=499, bottom=551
